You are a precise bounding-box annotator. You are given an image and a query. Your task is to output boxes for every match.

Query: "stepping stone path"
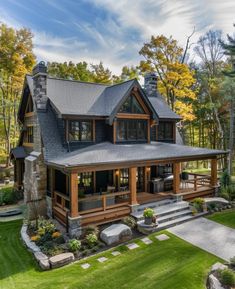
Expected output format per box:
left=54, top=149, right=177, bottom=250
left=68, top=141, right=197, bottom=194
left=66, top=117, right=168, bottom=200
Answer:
left=141, top=237, right=153, bottom=245
left=81, top=263, right=90, bottom=269
left=97, top=257, right=108, bottom=263
left=155, top=234, right=170, bottom=241
left=111, top=251, right=121, bottom=256
left=126, top=243, right=139, bottom=250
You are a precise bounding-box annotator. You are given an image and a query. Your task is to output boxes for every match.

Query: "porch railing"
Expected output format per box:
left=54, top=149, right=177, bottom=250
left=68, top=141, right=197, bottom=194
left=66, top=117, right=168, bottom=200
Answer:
left=78, top=190, right=130, bottom=215
left=186, top=173, right=212, bottom=191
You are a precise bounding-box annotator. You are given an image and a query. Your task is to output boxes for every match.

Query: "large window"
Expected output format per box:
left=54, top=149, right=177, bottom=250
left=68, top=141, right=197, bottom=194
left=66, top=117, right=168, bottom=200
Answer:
left=157, top=122, right=174, bottom=143
left=78, top=172, right=93, bottom=194
left=120, top=169, right=129, bottom=188
left=69, top=120, right=92, bottom=141
left=119, top=95, right=145, bottom=114
left=117, top=119, right=147, bottom=141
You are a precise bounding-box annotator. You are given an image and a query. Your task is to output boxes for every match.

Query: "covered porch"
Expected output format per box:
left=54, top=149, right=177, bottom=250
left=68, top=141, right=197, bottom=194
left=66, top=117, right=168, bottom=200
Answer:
left=49, top=159, right=219, bottom=227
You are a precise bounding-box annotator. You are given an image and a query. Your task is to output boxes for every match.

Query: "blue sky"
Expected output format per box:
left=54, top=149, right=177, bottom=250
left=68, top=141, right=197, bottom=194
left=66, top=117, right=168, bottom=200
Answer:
left=0, top=0, right=235, bottom=74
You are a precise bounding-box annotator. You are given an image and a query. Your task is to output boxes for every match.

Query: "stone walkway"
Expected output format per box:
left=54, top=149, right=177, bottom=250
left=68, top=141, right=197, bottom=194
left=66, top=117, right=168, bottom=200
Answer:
left=168, top=217, right=235, bottom=261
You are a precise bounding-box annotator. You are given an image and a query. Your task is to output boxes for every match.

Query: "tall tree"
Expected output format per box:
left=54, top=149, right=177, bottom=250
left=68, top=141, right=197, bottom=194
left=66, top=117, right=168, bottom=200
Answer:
left=139, top=35, right=196, bottom=121
left=194, top=30, right=226, bottom=150
left=0, top=23, right=35, bottom=166
left=90, top=62, right=113, bottom=84
left=220, top=27, right=235, bottom=174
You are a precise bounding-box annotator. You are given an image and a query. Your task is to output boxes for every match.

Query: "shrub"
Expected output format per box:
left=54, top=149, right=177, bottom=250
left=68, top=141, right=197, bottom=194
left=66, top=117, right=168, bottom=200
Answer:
left=230, top=256, right=235, bottom=267
left=122, top=216, right=136, bottom=229
left=192, top=198, right=205, bottom=212
left=220, top=169, right=231, bottom=187
left=219, top=186, right=230, bottom=200
left=68, top=239, right=81, bottom=252
left=52, top=231, right=61, bottom=238
left=0, top=186, right=18, bottom=205
left=86, top=233, right=98, bottom=248
left=84, top=225, right=99, bottom=237
left=31, top=235, right=40, bottom=242
left=219, top=269, right=235, bottom=286
left=143, top=208, right=154, bottom=218
left=37, top=217, right=56, bottom=234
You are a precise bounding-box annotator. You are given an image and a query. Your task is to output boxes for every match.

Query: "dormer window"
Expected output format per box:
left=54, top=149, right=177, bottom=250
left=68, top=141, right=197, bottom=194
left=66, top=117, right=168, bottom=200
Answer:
left=119, top=94, right=145, bottom=114
left=69, top=120, right=92, bottom=142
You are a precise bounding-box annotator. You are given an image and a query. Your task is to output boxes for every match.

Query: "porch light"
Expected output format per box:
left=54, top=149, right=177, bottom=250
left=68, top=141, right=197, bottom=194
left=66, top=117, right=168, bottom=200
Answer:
left=115, top=170, right=119, bottom=176
left=146, top=167, right=151, bottom=172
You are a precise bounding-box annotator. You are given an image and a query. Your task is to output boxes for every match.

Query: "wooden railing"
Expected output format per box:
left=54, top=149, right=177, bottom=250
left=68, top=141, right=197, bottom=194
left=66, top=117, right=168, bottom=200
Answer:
left=54, top=190, right=70, bottom=211
left=78, top=191, right=130, bottom=215
left=186, top=173, right=212, bottom=191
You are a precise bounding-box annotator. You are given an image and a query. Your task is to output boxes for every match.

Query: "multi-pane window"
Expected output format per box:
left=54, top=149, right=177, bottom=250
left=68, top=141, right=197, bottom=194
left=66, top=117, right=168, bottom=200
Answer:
left=69, top=120, right=92, bottom=141
left=26, top=126, right=33, bottom=143
left=119, top=95, right=145, bottom=114
left=117, top=119, right=147, bottom=141
left=26, top=96, right=33, bottom=113
left=78, top=172, right=93, bottom=194
left=120, top=169, right=129, bottom=188
left=136, top=167, right=144, bottom=192
left=157, top=122, right=174, bottom=142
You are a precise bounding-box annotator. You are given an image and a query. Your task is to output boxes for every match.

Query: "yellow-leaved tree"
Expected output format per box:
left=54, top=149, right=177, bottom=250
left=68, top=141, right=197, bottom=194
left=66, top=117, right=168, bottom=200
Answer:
left=139, top=35, right=196, bottom=121
left=0, top=23, right=36, bottom=166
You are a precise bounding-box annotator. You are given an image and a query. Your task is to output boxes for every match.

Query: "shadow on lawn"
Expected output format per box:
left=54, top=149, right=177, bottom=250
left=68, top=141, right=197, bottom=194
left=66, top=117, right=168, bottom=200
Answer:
left=0, top=220, right=40, bottom=280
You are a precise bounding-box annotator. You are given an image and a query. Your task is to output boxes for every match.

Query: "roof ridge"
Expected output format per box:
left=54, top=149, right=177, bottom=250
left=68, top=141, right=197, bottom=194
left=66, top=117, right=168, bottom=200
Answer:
left=107, top=78, right=136, bottom=89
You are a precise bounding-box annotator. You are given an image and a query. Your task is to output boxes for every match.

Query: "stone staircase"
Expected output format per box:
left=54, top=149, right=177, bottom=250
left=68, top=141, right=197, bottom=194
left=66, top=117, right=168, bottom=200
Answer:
left=131, top=199, right=198, bottom=231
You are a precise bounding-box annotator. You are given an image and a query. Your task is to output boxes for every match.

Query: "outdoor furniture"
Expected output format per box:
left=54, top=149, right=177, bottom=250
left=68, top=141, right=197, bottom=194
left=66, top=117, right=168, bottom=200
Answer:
left=150, top=178, right=164, bottom=193
left=107, top=186, right=115, bottom=193
left=181, top=172, right=189, bottom=188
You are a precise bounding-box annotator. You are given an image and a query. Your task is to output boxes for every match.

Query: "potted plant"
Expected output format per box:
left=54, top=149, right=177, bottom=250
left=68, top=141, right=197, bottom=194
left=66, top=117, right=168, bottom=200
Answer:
left=143, top=208, right=154, bottom=225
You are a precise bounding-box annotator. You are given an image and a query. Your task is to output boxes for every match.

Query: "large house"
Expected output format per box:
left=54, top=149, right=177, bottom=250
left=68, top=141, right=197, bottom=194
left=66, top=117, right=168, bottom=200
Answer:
left=11, top=62, right=226, bottom=236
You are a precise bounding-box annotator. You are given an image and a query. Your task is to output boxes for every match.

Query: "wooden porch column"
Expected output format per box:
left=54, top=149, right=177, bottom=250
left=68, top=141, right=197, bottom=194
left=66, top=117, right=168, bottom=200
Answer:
left=129, top=167, right=138, bottom=205
left=211, top=158, right=218, bottom=187
left=70, top=171, right=79, bottom=218
left=173, top=162, right=180, bottom=194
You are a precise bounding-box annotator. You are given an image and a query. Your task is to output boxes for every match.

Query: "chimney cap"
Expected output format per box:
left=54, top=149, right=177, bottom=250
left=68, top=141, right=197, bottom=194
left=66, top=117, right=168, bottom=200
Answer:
left=32, top=61, right=47, bottom=76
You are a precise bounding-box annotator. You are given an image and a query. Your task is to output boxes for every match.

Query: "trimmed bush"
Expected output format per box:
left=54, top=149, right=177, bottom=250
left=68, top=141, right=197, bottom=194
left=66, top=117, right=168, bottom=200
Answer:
left=68, top=239, right=81, bottom=252
left=122, top=216, right=136, bottom=229
left=192, top=198, right=204, bottom=212
left=0, top=186, right=18, bottom=205
left=219, top=269, right=235, bottom=286
left=84, top=225, right=99, bottom=237
left=86, top=233, right=98, bottom=248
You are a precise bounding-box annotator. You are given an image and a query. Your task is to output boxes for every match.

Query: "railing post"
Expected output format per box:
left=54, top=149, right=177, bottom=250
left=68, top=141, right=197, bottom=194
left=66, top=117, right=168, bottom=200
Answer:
left=194, top=175, right=197, bottom=191
left=102, top=195, right=106, bottom=211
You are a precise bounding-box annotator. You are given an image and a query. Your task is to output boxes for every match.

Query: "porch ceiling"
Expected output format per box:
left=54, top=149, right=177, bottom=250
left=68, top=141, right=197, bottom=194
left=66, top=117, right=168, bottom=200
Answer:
left=46, top=141, right=227, bottom=171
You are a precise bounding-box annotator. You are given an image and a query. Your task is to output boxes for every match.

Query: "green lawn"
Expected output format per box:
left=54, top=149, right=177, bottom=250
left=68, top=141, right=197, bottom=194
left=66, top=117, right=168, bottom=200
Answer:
left=0, top=220, right=221, bottom=289
left=207, top=209, right=235, bottom=229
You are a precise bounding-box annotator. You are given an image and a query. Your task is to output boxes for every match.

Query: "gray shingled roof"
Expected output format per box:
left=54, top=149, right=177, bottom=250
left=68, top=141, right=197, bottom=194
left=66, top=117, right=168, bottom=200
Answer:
left=25, top=75, right=171, bottom=120
left=148, top=96, right=181, bottom=120
left=47, top=141, right=226, bottom=168
left=37, top=105, right=66, bottom=160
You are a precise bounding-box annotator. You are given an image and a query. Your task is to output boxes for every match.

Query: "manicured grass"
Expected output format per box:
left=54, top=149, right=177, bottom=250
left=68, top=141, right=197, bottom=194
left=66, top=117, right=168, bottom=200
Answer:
left=207, top=209, right=235, bottom=229
left=0, top=220, right=221, bottom=289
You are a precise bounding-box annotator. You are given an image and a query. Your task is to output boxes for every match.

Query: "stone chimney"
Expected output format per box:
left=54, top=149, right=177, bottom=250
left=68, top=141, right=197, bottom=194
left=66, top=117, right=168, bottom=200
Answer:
left=32, top=61, right=48, bottom=111
left=144, top=72, right=158, bottom=97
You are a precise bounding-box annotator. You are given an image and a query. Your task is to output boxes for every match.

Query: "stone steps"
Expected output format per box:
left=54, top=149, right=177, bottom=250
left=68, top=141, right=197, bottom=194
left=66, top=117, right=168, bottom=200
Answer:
left=132, top=200, right=189, bottom=221
left=157, top=209, right=192, bottom=224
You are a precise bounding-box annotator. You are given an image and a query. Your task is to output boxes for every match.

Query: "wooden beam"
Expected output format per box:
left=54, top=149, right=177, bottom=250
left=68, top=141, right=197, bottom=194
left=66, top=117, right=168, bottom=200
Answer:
left=211, top=158, right=218, bottom=187
left=194, top=175, right=197, bottom=191
left=173, top=162, right=180, bottom=194
left=129, top=167, right=138, bottom=205
left=116, top=113, right=150, bottom=120
left=147, top=119, right=150, bottom=143
left=70, top=171, right=79, bottom=218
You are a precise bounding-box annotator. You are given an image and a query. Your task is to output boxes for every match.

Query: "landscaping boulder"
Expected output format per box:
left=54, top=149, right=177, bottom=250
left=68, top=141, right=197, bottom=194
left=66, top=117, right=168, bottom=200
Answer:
left=208, top=274, right=224, bottom=289
left=100, top=224, right=132, bottom=245
left=49, top=253, right=74, bottom=269
left=39, top=259, right=50, bottom=270
left=211, top=262, right=228, bottom=273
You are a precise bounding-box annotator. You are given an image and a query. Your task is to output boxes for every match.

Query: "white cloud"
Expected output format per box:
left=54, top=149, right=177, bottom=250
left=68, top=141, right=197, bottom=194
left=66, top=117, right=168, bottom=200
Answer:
left=1, top=0, right=235, bottom=74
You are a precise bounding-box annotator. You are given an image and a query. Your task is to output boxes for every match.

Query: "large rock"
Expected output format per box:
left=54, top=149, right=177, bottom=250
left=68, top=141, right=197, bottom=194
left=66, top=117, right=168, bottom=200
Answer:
left=208, top=274, right=224, bottom=289
left=21, top=224, right=40, bottom=253
left=100, top=224, right=132, bottom=245
left=49, top=253, right=74, bottom=269
left=211, top=262, right=228, bottom=272
left=39, top=259, right=50, bottom=270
